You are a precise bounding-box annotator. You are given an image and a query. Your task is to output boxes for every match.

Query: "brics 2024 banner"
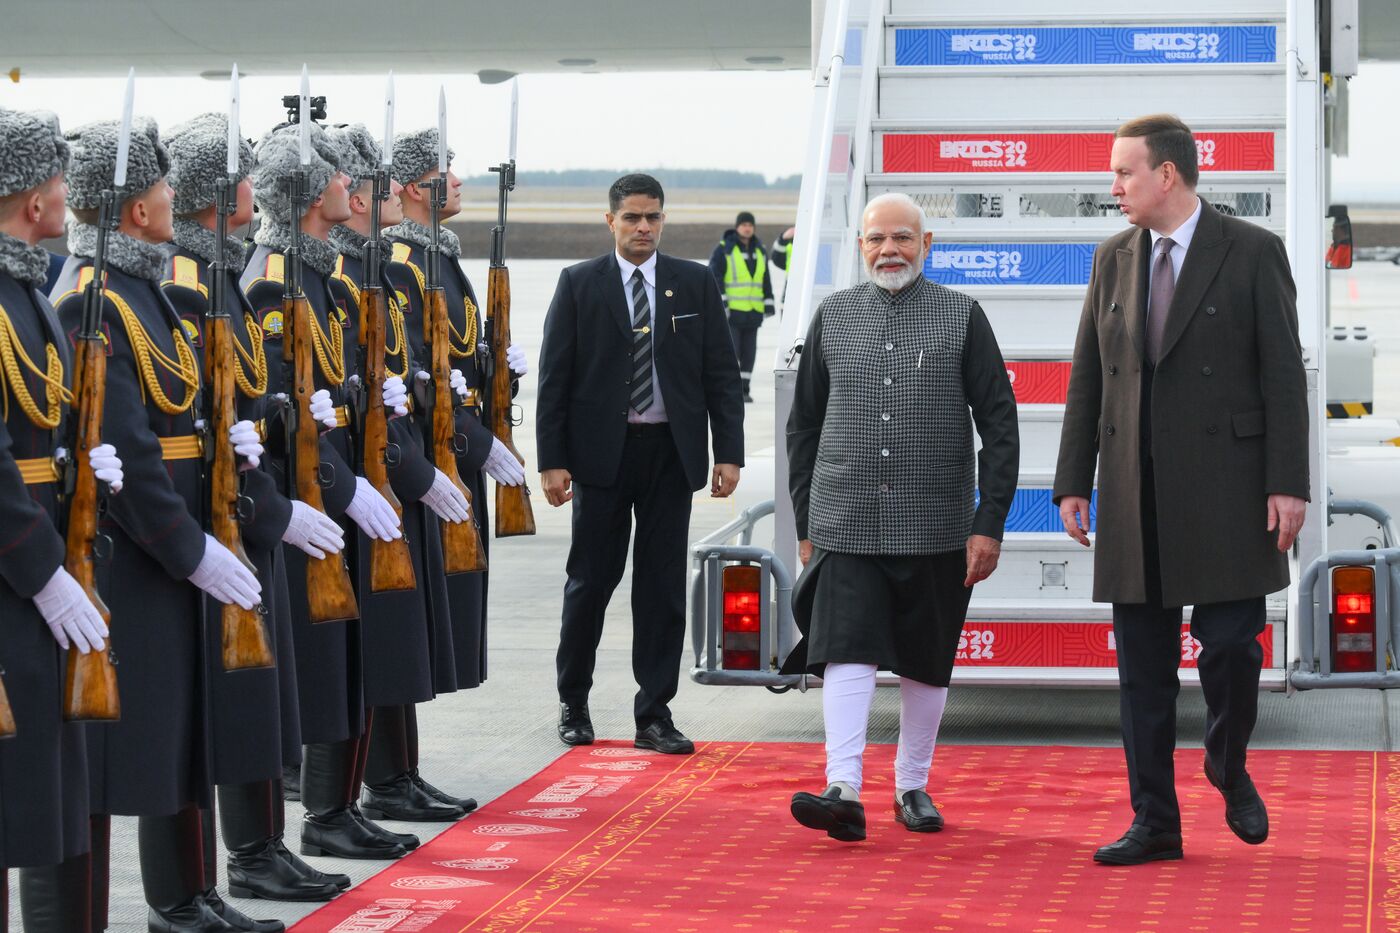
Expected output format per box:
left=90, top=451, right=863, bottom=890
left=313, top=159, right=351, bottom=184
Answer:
left=925, top=243, right=1096, bottom=287
left=883, top=132, right=1275, bottom=174
left=895, top=25, right=1278, bottom=66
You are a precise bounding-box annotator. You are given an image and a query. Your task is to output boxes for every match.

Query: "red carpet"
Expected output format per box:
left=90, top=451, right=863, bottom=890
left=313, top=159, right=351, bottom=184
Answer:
left=292, top=742, right=1400, bottom=932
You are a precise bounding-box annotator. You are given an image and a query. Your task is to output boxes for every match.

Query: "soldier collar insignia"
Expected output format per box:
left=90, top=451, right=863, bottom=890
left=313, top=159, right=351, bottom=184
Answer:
left=0, top=231, right=50, bottom=287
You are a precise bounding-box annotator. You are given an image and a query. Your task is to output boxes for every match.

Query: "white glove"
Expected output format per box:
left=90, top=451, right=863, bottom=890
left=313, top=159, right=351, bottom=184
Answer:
left=449, top=368, right=469, bottom=402
left=188, top=533, right=262, bottom=610
left=309, top=389, right=338, bottom=431
left=506, top=343, right=528, bottom=377
left=89, top=442, right=123, bottom=493
left=282, top=500, right=345, bottom=559
left=483, top=436, right=526, bottom=487
left=229, top=420, right=263, bottom=469
left=346, top=476, right=402, bottom=542
left=422, top=468, right=471, bottom=523
left=382, top=375, right=409, bottom=417
left=32, top=566, right=108, bottom=653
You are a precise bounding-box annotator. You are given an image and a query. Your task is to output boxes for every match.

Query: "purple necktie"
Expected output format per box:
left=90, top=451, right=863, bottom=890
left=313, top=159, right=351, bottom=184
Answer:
left=1146, top=236, right=1175, bottom=364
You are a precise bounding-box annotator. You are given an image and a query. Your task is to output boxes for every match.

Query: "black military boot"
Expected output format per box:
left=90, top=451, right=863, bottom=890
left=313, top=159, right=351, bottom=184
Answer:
left=403, top=706, right=477, bottom=813
left=301, top=741, right=407, bottom=860
left=198, top=888, right=283, bottom=933
left=362, top=707, right=464, bottom=822
left=19, top=852, right=92, bottom=933
left=138, top=807, right=237, bottom=932
left=269, top=780, right=349, bottom=891
left=91, top=814, right=111, bottom=933
left=280, top=765, right=301, bottom=803
left=221, top=781, right=339, bottom=902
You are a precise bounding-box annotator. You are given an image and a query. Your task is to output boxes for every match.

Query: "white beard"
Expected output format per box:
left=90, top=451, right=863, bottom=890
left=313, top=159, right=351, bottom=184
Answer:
left=868, top=259, right=922, bottom=292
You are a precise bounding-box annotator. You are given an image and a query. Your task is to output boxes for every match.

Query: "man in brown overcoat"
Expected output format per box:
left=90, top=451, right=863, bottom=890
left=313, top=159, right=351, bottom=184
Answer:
left=1054, top=114, right=1309, bottom=865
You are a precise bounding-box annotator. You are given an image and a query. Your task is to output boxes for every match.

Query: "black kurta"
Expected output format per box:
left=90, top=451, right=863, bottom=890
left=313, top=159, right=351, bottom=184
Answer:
left=330, top=246, right=443, bottom=706
left=241, top=242, right=363, bottom=745
left=0, top=261, right=90, bottom=867
left=162, top=243, right=302, bottom=782
left=52, top=254, right=209, bottom=817
left=386, top=236, right=491, bottom=689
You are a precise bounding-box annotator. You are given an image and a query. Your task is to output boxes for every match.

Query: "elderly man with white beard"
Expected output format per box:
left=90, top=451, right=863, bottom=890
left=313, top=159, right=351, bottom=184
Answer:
left=785, top=192, right=1019, bottom=841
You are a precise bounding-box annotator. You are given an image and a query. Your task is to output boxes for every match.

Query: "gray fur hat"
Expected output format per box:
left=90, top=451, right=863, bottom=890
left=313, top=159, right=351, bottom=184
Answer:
left=65, top=117, right=169, bottom=210
left=326, top=124, right=381, bottom=191
left=250, top=121, right=340, bottom=225
left=391, top=128, right=454, bottom=187
left=165, top=112, right=255, bottom=215
left=0, top=108, right=69, bottom=198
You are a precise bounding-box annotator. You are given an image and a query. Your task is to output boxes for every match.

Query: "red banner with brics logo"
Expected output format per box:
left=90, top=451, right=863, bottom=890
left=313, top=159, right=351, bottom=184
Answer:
left=955, top=621, right=1274, bottom=668
left=1005, top=360, right=1072, bottom=405
left=883, top=132, right=1275, bottom=173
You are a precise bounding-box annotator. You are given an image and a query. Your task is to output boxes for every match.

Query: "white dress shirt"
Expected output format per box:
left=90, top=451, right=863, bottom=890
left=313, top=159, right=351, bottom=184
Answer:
left=618, top=250, right=669, bottom=424
left=1149, top=196, right=1203, bottom=290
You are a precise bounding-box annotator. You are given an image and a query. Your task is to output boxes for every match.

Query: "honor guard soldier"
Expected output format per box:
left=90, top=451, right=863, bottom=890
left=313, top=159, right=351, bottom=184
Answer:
left=52, top=118, right=280, bottom=932
left=325, top=124, right=475, bottom=821
left=0, top=107, right=124, bottom=933
left=386, top=127, right=528, bottom=710
left=241, top=120, right=418, bottom=861
left=162, top=112, right=351, bottom=903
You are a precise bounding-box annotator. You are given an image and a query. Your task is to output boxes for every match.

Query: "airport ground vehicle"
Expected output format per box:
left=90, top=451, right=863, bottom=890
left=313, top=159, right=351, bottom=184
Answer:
left=690, top=0, right=1400, bottom=692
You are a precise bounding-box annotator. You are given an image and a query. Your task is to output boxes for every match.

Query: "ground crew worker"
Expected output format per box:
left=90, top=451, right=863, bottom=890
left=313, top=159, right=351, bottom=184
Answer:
left=771, top=225, right=796, bottom=311
left=384, top=127, right=528, bottom=805
left=0, top=106, right=125, bottom=933
left=162, top=112, right=351, bottom=903
left=325, top=123, right=475, bottom=823
left=708, top=210, right=774, bottom=402
left=241, top=121, right=417, bottom=862
left=53, top=116, right=281, bottom=932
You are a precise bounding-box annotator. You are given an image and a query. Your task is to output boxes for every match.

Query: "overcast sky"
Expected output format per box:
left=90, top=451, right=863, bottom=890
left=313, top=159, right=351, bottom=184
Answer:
left=0, top=63, right=1395, bottom=198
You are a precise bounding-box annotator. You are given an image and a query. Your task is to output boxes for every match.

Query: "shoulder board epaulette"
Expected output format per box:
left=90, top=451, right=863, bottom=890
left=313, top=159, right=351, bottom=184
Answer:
left=390, top=242, right=413, bottom=264
left=392, top=243, right=426, bottom=297
left=332, top=256, right=361, bottom=304
left=265, top=253, right=286, bottom=284
left=163, top=255, right=208, bottom=298
left=51, top=266, right=99, bottom=309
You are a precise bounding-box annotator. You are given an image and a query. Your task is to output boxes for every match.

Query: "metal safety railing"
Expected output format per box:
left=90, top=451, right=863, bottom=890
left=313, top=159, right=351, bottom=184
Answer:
left=1291, top=498, right=1400, bottom=689
left=688, top=500, right=803, bottom=688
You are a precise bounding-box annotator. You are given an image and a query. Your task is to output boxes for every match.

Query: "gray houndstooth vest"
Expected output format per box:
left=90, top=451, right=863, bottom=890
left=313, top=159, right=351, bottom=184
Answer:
left=809, top=277, right=975, bottom=555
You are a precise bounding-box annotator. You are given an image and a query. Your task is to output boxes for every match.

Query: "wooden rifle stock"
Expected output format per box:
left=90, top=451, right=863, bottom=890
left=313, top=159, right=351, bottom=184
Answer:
left=62, top=327, right=119, bottom=720
left=426, top=285, right=487, bottom=573
left=285, top=292, right=359, bottom=622
left=205, top=309, right=275, bottom=670
left=359, top=283, right=415, bottom=592
left=0, top=671, right=14, bottom=736
left=486, top=265, right=535, bottom=537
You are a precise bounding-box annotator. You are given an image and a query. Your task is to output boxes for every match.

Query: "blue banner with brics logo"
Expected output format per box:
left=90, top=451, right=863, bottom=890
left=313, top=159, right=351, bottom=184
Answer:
left=924, top=243, right=1096, bottom=287
left=894, top=25, right=1277, bottom=67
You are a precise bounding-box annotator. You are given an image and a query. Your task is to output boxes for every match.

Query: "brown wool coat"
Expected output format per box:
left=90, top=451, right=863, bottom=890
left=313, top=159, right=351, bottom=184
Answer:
left=1053, top=200, right=1310, bottom=607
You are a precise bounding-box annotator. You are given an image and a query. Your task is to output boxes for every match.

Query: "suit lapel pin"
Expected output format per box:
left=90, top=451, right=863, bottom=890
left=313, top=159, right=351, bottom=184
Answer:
left=664, top=289, right=673, bottom=298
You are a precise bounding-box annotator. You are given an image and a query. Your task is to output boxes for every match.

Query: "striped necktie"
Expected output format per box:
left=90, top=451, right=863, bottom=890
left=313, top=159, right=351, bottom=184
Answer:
left=629, top=269, right=654, bottom=413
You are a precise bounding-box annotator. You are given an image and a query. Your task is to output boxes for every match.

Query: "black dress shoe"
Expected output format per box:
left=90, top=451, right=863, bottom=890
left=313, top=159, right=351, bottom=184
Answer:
left=301, top=807, right=408, bottom=860
left=1205, top=760, right=1269, bottom=844
left=147, top=898, right=238, bottom=932
left=790, top=786, right=866, bottom=842
left=281, top=765, right=301, bottom=802
left=362, top=773, right=467, bottom=822
left=634, top=720, right=694, bottom=755
left=200, top=889, right=284, bottom=932
left=273, top=837, right=350, bottom=891
left=350, top=803, right=420, bottom=851
left=893, top=790, right=944, bottom=832
left=559, top=704, right=594, bottom=746
left=226, top=839, right=341, bottom=902
left=1093, top=825, right=1184, bottom=865
left=411, top=769, right=478, bottom=813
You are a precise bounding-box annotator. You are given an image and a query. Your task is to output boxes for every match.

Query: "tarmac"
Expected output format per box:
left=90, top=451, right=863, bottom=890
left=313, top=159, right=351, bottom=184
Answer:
left=11, top=257, right=1400, bottom=930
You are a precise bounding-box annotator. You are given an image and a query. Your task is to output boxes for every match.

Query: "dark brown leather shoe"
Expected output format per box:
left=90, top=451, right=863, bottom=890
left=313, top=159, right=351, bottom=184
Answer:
left=893, top=789, right=944, bottom=832
left=634, top=720, right=694, bottom=755
left=1093, top=825, right=1183, bottom=865
left=558, top=703, right=594, bottom=746
left=791, top=786, right=866, bottom=842
left=1205, top=760, right=1269, bottom=845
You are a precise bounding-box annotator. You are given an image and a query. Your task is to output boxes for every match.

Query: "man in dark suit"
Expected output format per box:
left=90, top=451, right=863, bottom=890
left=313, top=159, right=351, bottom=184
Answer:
left=537, top=173, right=744, bottom=754
left=1054, top=114, right=1309, bottom=865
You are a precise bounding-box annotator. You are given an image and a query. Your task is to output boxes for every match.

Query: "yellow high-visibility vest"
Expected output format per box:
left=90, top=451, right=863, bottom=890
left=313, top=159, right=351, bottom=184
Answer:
left=723, top=243, right=766, bottom=313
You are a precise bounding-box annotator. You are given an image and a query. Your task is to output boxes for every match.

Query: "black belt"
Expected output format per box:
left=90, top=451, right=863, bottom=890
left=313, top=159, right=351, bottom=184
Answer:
left=626, top=422, right=670, bottom=438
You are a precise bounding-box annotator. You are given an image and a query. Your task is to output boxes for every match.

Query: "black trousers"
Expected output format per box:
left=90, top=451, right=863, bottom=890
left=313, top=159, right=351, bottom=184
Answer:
left=1112, top=457, right=1266, bottom=833
left=727, top=315, right=759, bottom=389
left=556, top=425, right=693, bottom=727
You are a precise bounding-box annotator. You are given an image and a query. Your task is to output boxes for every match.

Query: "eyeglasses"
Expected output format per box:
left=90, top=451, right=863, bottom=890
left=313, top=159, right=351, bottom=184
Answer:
left=862, top=233, right=919, bottom=248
